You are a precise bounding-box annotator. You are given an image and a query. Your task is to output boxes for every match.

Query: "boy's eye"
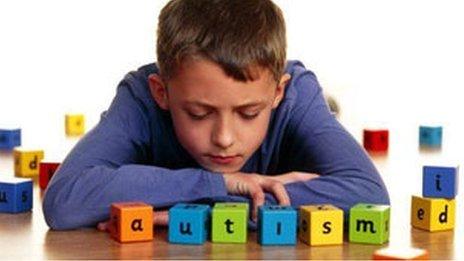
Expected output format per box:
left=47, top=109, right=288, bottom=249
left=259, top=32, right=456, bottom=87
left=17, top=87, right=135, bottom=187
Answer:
left=187, top=111, right=210, bottom=120
left=240, top=112, right=260, bottom=120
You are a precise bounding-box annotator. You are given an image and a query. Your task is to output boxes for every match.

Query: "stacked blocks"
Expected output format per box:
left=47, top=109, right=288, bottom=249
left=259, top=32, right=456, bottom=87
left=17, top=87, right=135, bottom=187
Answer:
left=39, top=162, right=60, bottom=190
left=419, top=126, right=442, bottom=148
left=0, top=129, right=21, bottom=150
left=13, top=148, right=44, bottom=177
left=411, top=165, right=458, bottom=231
left=211, top=202, right=248, bottom=243
left=168, top=203, right=211, bottom=244
left=299, top=204, right=343, bottom=246
left=373, top=246, right=429, bottom=260
left=258, top=205, right=297, bottom=245
left=349, top=203, right=390, bottom=244
left=109, top=202, right=153, bottom=243
left=0, top=177, right=33, bottom=213
left=363, top=129, right=389, bottom=152
left=65, top=114, right=85, bottom=136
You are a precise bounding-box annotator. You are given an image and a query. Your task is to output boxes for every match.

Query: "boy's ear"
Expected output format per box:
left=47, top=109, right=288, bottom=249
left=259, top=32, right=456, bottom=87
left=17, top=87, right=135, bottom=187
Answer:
left=148, top=74, right=169, bottom=110
left=272, top=73, right=291, bottom=108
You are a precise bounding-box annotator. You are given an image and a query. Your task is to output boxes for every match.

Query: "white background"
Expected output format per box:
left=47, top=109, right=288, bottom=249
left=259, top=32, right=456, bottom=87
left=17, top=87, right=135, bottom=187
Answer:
left=1, top=0, right=464, bottom=160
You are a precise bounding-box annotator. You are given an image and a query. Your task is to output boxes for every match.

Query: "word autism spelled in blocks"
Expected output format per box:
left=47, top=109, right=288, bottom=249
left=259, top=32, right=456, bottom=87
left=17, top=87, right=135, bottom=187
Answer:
left=258, top=205, right=297, bottom=245
left=168, top=203, right=210, bottom=244
left=411, top=196, right=455, bottom=231
left=109, top=202, right=153, bottom=243
left=349, top=203, right=390, bottom=244
left=0, top=177, right=33, bottom=213
left=299, top=204, right=343, bottom=246
left=363, top=129, right=389, bottom=152
left=373, top=246, right=429, bottom=260
left=13, top=148, right=44, bottom=177
left=0, top=129, right=21, bottom=150
left=65, top=114, right=85, bottom=136
left=39, top=162, right=60, bottom=190
left=422, top=165, right=458, bottom=199
left=419, top=126, right=442, bottom=148
left=211, top=203, right=248, bottom=243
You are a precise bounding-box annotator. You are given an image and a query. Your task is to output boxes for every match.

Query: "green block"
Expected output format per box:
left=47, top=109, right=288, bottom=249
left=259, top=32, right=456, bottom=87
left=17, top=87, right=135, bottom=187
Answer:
left=211, top=203, right=249, bottom=243
left=349, top=203, right=390, bottom=244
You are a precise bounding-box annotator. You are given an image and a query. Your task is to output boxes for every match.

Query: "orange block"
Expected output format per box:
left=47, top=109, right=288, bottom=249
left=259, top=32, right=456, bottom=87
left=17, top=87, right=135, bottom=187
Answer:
left=373, top=246, right=429, bottom=260
left=109, top=202, right=154, bottom=243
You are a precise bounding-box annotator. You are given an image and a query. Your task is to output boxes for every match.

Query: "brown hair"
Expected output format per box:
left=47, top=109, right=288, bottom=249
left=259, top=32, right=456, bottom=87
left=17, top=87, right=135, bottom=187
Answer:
left=156, top=0, right=286, bottom=82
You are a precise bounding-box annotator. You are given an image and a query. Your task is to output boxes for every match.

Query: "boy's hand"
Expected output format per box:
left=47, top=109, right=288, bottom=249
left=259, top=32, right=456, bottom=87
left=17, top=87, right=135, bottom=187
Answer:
left=96, top=210, right=169, bottom=232
left=268, top=171, right=320, bottom=184
left=222, top=172, right=290, bottom=222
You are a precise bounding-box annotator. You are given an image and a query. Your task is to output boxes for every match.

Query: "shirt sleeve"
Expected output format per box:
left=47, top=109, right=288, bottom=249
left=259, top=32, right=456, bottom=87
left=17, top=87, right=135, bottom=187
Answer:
left=42, top=82, right=228, bottom=230
left=268, top=68, right=390, bottom=211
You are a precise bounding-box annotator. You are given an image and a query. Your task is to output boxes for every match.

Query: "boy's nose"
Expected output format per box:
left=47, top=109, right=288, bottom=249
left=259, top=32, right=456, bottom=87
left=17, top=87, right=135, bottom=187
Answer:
left=211, top=117, right=235, bottom=149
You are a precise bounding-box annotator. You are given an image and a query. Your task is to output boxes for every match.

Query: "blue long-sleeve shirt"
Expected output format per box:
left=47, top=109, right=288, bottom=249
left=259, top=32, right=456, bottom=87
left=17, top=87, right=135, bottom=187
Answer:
left=42, top=60, right=389, bottom=230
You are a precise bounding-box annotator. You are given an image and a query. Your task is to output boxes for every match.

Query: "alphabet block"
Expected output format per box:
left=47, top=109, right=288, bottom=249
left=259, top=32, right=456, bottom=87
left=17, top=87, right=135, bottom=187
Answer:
left=13, top=148, right=44, bottom=177
left=0, top=177, right=33, bottom=213
left=211, top=202, right=248, bottom=243
left=0, top=129, right=21, bottom=150
left=258, top=205, right=297, bottom=245
left=298, top=204, right=344, bottom=246
left=363, top=129, right=389, bottom=152
left=411, top=196, right=455, bottom=231
left=39, top=162, right=60, bottom=190
left=422, top=166, right=458, bottom=199
left=168, top=203, right=211, bottom=244
left=65, top=114, right=85, bottom=136
left=109, top=202, right=153, bottom=243
left=419, top=126, right=442, bottom=148
left=349, top=203, right=390, bottom=244
left=373, top=246, right=429, bottom=260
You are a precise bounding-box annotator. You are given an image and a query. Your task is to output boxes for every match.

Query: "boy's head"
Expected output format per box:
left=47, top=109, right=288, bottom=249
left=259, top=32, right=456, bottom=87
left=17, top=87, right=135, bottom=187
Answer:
left=149, top=0, right=291, bottom=173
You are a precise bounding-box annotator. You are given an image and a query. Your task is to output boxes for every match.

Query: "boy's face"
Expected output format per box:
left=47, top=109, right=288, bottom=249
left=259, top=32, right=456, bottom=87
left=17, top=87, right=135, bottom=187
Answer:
left=149, top=58, right=290, bottom=173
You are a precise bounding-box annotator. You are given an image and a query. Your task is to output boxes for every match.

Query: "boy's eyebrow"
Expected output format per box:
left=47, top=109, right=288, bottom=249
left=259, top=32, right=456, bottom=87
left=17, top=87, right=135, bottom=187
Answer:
left=184, top=100, right=268, bottom=109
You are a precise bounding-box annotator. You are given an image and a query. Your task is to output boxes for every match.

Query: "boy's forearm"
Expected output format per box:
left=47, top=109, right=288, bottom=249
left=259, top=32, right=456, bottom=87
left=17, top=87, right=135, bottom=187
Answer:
left=264, top=171, right=390, bottom=211
left=42, top=164, right=228, bottom=230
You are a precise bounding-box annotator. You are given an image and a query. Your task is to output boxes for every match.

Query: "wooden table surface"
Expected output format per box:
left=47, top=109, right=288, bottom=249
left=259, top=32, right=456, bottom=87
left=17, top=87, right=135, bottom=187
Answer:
left=1, top=120, right=463, bottom=259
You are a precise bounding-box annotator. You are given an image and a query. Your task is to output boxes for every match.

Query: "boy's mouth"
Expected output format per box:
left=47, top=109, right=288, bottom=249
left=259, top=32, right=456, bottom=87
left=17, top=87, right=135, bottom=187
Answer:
left=207, top=154, right=240, bottom=165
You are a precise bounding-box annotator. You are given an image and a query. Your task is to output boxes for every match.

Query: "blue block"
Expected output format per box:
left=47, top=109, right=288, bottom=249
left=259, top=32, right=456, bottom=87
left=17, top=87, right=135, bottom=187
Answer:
left=0, top=129, right=21, bottom=150
left=423, top=166, right=458, bottom=199
left=258, top=205, right=297, bottom=245
left=419, top=126, right=442, bottom=148
left=0, top=177, right=33, bottom=213
left=168, top=203, right=210, bottom=244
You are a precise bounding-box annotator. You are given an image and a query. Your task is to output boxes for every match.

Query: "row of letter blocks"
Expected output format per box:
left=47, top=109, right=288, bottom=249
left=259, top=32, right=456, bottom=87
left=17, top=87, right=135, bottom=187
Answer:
left=109, top=202, right=390, bottom=245
left=411, top=165, right=458, bottom=231
left=363, top=125, right=443, bottom=152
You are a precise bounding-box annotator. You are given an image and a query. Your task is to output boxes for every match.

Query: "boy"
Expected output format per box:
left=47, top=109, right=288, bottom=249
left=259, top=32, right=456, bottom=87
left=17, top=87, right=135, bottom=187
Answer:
left=43, top=0, right=389, bottom=230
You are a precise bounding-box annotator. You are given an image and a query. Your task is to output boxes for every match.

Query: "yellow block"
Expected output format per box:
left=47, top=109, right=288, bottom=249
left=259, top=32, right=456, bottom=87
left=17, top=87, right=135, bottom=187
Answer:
left=65, top=114, right=85, bottom=136
left=13, top=148, right=44, bottom=177
left=299, top=204, right=344, bottom=246
left=109, top=202, right=153, bottom=243
left=411, top=195, right=455, bottom=232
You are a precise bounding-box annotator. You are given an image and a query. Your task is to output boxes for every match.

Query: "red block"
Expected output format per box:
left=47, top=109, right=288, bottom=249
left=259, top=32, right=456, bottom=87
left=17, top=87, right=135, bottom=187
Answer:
left=39, top=162, right=60, bottom=190
left=363, top=129, right=389, bottom=152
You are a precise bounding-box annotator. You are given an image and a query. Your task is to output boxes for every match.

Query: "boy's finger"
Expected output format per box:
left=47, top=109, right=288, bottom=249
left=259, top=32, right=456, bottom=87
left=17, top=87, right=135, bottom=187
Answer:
left=154, top=211, right=169, bottom=226
left=97, top=221, right=109, bottom=232
left=262, top=179, right=290, bottom=206
left=250, top=188, right=265, bottom=221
